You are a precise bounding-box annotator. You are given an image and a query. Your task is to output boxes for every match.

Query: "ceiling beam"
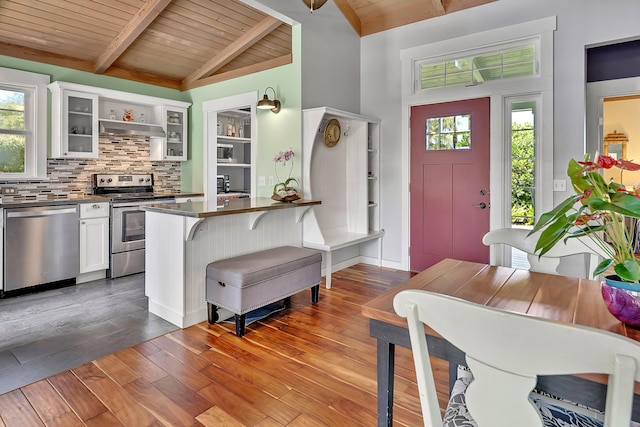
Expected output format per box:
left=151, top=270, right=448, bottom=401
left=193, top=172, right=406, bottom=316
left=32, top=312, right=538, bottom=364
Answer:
left=333, top=0, right=362, bottom=36
left=429, top=0, right=446, bottom=15
left=181, top=54, right=292, bottom=91
left=93, top=0, right=172, bottom=74
left=181, top=16, right=282, bottom=87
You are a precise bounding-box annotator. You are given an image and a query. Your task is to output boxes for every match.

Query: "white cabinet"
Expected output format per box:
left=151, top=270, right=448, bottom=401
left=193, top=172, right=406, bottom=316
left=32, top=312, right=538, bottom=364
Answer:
left=302, top=107, right=383, bottom=288
left=49, top=81, right=191, bottom=162
left=49, top=83, right=99, bottom=158
left=79, top=202, right=109, bottom=276
left=150, top=106, right=188, bottom=161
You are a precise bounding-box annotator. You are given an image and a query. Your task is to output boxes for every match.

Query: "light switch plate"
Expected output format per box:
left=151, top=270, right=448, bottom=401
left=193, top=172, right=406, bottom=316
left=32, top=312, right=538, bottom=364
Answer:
left=553, top=179, right=566, bottom=191
left=258, top=176, right=265, bottom=186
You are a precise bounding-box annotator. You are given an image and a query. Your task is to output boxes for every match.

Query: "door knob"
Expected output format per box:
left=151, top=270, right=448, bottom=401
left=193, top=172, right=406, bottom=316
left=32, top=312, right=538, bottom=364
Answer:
left=473, top=202, right=487, bottom=209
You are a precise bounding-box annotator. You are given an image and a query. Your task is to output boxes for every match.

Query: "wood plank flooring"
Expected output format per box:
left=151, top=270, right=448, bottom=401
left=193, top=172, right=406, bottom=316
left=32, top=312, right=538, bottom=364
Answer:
left=0, top=264, right=448, bottom=426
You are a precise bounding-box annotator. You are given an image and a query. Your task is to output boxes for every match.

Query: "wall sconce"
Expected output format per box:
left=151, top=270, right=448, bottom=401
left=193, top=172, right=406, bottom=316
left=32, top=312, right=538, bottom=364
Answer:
left=257, top=87, right=281, bottom=114
left=301, top=0, right=328, bottom=12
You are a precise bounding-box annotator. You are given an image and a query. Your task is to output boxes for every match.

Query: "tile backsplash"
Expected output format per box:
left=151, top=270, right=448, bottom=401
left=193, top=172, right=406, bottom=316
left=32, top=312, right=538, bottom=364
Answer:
left=0, top=137, right=181, bottom=200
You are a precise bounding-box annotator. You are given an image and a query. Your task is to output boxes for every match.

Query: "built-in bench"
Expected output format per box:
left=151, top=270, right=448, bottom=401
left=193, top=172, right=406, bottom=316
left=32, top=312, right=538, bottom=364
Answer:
left=205, top=246, right=322, bottom=337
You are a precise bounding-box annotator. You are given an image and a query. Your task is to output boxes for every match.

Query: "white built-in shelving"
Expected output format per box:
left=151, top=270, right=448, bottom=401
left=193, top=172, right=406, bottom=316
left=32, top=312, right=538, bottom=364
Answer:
left=302, top=107, right=383, bottom=288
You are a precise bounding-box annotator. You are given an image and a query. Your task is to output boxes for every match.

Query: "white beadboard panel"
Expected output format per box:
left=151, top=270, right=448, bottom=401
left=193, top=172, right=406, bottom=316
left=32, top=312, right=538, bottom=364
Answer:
left=147, top=208, right=303, bottom=328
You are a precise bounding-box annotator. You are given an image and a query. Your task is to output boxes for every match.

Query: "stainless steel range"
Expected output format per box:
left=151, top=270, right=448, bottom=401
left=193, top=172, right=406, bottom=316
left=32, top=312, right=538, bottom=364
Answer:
left=92, top=174, right=175, bottom=278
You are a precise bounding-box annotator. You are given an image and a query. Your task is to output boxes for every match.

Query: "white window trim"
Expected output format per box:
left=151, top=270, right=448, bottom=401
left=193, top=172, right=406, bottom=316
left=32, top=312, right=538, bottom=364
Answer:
left=0, top=67, right=49, bottom=180
left=400, top=16, right=556, bottom=270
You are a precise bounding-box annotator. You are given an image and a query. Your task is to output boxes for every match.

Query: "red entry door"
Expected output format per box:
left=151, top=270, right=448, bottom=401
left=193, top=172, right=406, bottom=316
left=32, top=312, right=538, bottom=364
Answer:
left=410, top=97, right=490, bottom=272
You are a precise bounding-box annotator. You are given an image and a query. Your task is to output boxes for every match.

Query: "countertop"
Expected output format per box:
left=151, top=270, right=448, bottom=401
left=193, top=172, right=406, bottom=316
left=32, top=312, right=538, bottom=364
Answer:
left=0, top=192, right=204, bottom=208
left=141, top=197, right=321, bottom=218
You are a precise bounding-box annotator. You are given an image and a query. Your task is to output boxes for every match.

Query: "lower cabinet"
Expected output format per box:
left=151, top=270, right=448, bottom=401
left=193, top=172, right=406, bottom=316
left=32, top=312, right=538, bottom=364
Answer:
left=79, top=203, right=109, bottom=276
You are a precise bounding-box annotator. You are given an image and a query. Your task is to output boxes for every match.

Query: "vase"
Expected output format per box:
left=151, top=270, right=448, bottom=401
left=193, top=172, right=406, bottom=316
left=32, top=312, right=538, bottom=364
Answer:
left=601, top=275, right=640, bottom=327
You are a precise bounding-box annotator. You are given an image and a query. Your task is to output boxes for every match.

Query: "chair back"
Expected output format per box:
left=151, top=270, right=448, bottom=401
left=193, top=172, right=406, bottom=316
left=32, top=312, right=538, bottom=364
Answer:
left=393, top=289, right=640, bottom=427
left=482, top=228, right=608, bottom=279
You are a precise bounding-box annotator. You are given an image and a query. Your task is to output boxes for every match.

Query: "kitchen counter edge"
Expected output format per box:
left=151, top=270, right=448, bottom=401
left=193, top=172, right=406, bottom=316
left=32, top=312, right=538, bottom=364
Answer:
left=141, top=197, right=321, bottom=218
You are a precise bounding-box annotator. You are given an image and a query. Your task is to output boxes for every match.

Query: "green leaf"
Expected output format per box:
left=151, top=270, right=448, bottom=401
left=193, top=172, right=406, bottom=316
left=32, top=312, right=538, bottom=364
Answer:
left=614, top=259, right=640, bottom=283
left=535, top=218, right=575, bottom=256
left=593, top=258, right=613, bottom=277
left=530, top=195, right=579, bottom=234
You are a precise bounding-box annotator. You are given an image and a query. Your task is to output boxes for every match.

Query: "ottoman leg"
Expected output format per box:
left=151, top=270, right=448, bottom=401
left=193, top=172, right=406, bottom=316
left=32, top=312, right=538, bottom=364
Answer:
left=235, top=314, right=247, bottom=337
left=311, top=284, right=320, bottom=304
left=284, top=296, right=292, bottom=308
left=207, top=303, right=219, bottom=324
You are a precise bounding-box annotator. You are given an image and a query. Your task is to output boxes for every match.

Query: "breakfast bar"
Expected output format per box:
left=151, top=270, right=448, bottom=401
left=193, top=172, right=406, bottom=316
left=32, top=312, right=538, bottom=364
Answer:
left=142, top=197, right=320, bottom=328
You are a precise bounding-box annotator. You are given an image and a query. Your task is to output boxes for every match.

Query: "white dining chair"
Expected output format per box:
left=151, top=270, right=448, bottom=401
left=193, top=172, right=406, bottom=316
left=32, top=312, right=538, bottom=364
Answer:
left=393, top=289, right=640, bottom=427
left=482, top=227, right=609, bottom=279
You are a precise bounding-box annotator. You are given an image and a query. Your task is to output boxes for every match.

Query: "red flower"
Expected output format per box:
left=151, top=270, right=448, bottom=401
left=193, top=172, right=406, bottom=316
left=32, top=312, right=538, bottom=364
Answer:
left=578, top=155, right=640, bottom=172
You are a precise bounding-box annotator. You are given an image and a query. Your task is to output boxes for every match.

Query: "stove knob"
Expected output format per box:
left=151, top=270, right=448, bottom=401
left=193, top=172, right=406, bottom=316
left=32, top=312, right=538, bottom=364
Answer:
left=139, top=178, right=144, bottom=183
left=146, top=178, right=151, bottom=182
left=107, top=178, right=112, bottom=183
left=99, top=178, right=105, bottom=183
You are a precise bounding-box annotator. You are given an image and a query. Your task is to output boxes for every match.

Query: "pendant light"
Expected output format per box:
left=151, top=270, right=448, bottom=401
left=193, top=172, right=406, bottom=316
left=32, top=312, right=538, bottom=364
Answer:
left=301, top=0, right=328, bottom=12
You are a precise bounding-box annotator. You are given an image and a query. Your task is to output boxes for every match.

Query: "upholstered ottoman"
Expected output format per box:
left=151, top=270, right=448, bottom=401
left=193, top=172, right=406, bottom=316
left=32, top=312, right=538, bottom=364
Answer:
left=205, top=246, right=322, bottom=337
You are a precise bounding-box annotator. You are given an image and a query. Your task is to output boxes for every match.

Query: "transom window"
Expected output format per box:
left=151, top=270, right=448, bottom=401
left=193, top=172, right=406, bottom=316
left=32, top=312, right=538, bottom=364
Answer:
left=416, top=41, right=537, bottom=91
left=426, top=114, right=470, bottom=150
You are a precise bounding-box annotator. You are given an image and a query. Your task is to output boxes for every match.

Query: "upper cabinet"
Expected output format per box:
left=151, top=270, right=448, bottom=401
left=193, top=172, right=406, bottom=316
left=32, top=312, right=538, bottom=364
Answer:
left=48, top=81, right=191, bottom=160
left=149, top=106, right=188, bottom=161
left=49, top=85, right=99, bottom=158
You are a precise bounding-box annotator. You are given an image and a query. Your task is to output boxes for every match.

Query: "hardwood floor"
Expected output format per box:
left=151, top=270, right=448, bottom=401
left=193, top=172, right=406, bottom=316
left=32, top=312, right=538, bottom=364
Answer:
left=0, top=264, right=447, bottom=426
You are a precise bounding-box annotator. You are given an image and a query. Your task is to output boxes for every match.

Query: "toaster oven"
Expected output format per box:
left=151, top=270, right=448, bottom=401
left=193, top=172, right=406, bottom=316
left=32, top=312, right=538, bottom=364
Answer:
left=217, top=175, right=230, bottom=193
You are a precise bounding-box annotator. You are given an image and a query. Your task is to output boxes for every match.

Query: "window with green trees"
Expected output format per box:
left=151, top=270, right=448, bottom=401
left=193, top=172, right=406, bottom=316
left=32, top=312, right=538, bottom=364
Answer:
left=0, top=89, right=26, bottom=173
left=511, top=107, right=535, bottom=225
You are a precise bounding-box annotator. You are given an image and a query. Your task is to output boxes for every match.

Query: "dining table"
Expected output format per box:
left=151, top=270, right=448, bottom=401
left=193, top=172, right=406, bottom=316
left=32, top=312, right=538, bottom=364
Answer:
left=361, top=258, right=640, bottom=426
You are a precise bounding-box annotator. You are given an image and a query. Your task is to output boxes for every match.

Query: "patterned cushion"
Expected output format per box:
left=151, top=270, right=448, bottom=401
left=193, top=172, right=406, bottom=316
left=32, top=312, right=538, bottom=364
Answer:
left=441, top=366, right=603, bottom=427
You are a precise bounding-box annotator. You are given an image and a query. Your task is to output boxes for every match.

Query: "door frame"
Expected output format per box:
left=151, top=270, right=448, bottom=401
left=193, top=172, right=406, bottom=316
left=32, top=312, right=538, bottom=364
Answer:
left=399, top=18, right=556, bottom=270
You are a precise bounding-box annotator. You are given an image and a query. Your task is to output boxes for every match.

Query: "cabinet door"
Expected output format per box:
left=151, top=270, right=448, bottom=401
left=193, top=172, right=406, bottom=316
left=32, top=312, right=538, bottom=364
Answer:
left=150, top=106, right=188, bottom=161
left=79, top=217, right=109, bottom=273
left=55, top=91, right=99, bottom=158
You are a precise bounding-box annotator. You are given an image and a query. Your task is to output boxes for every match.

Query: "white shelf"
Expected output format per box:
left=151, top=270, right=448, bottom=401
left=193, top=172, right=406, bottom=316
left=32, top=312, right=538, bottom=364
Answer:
left=217, top=135, right=251, bottom=143
left=217, top=163, right=251, bottom=168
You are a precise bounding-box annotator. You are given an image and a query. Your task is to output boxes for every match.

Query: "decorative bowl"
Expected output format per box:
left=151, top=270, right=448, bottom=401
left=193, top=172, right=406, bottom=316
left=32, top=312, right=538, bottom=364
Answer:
left=601, top=275, right=640, bottom=327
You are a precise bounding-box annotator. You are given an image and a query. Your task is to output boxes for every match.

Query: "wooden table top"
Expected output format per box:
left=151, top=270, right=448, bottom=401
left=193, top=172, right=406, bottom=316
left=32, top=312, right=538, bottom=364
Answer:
left=362, top=258, right=640, bottom=341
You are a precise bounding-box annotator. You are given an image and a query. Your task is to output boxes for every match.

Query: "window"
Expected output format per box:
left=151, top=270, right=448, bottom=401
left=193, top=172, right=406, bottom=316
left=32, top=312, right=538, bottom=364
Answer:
left=510, top=103, right=536, bottom=226
left=0, top=67, right=49, bottom=179
left=416, top=41, right=538, bottom=91
left=425, top=114, right=471, bottom=150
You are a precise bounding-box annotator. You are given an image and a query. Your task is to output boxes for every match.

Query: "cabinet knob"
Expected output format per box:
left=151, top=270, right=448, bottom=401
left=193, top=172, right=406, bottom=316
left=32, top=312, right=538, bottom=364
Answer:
left=92, top=204, right=100, bottom=208
left=81, top=221, right=86, bottom=225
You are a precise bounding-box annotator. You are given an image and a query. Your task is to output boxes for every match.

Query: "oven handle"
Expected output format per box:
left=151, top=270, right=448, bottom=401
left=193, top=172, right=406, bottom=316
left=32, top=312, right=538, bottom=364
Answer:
left=111, top=198, right=175, bottom=208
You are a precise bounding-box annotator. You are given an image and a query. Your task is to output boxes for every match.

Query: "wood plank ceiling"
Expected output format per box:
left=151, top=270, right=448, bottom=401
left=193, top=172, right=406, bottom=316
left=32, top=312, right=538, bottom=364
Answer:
left=0, top=0, right=494, bottom=91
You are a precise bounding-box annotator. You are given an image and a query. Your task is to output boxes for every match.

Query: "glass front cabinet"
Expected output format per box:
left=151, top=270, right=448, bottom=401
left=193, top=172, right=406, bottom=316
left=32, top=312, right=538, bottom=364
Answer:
left=151, top=106, right=188, bottom=161
left=49, top=85, right=99, bottom=158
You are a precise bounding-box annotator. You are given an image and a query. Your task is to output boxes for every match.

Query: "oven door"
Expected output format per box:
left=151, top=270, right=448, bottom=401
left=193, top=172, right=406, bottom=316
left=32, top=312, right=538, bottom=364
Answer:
left=111, top=198, right=174, bottom=253
left=111, top=205, right=145, bottom=253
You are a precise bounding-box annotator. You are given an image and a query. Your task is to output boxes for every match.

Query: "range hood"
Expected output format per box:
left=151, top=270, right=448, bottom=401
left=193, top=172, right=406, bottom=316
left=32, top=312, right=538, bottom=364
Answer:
left=99, top=120, right=166, bottom=138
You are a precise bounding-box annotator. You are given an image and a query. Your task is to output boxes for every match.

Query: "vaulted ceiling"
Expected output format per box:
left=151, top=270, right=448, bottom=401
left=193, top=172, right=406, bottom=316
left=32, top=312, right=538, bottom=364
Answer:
left=0, top=0, right=494, bottom=90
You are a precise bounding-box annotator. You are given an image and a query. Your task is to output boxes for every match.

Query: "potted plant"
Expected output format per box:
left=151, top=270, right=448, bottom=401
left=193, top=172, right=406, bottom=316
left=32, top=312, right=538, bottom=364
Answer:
left=531, top=153, right=640, bottom=325
left=271, top=148, right=301, bottom=202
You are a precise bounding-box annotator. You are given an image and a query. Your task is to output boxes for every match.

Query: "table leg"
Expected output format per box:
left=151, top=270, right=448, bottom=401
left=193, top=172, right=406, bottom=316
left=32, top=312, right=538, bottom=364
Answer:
left=377, top=338, right=395, bottom=427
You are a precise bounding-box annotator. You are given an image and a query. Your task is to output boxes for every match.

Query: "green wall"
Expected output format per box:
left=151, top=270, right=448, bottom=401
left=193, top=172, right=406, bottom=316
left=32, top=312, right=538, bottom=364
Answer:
left=184, top=25, right=302, bottom=196
left=0, top=23, right=302, bottom=198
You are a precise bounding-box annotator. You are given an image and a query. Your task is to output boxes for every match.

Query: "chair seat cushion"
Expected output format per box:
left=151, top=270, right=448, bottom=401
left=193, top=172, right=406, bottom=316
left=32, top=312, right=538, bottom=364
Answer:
left=443, top=367, right=603, bottom=427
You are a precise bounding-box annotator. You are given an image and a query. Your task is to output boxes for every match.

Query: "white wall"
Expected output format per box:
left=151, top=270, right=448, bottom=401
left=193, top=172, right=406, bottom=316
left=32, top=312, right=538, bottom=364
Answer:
left=251, top=0, right=360, bottom=112
left=360, top=0, right=640, bottom=269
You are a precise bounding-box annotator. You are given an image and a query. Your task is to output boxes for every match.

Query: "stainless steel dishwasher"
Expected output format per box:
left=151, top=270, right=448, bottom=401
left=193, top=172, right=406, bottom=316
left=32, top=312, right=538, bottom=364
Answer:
left=4, top=205, right=79, bottom=293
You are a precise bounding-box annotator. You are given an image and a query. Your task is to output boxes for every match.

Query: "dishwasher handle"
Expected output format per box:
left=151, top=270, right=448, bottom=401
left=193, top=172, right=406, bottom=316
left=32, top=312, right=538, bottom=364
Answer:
left=6, top=207, right=78, bottom=218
